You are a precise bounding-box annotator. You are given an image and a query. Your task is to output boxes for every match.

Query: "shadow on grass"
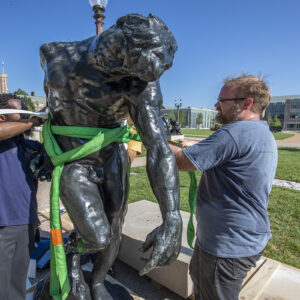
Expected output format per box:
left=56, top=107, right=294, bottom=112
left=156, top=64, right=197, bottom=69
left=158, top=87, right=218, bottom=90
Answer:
left=278, top=147, right=300, bottom=152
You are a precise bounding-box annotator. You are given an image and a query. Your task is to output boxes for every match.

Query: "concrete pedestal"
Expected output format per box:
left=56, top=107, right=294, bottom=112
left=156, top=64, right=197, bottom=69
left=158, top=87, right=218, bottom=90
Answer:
left=167, top=134, right=184, bottom=141
left=118, top=200, right=195, bottom=298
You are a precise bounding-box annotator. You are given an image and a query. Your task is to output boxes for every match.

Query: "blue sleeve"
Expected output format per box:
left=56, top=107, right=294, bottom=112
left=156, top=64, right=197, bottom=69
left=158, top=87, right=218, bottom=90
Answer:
left=183, top=129, right=238, bottom=172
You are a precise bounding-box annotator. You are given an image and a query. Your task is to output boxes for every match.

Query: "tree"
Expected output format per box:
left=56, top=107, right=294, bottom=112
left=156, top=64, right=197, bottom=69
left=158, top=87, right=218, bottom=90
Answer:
left=211, top=117, right=216, bottom=127
left=266, top=114, right=272, bottom=125
left=168, top=110, right=176, bottom=120
left=196, top=113, right=203, bottom=129
left=179, top=109, right=185, bottom=125
left=14, top=88, right=36, bottom=112
left=270, top=116, right=282, bottom=127
left=14, top=88, right=28, bottom=96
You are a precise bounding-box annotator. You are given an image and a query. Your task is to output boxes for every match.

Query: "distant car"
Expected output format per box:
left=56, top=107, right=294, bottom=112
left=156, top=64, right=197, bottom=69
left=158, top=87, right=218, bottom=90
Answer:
left=269, top=126, right=282, bottom=133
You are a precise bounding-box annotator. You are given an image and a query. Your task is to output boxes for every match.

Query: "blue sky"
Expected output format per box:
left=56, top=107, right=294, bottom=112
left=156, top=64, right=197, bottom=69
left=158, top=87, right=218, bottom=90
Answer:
left=1, top=0, right=300, bottom=109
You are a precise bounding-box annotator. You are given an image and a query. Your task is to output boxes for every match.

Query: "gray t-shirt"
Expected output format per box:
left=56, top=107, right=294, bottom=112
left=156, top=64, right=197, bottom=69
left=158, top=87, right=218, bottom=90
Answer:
left=183, top=120, right=277, bottom=257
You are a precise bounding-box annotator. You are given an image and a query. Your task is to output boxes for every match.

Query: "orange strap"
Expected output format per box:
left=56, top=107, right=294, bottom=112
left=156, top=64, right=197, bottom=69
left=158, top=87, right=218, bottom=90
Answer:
left=50, top=229, right=63, bottom=246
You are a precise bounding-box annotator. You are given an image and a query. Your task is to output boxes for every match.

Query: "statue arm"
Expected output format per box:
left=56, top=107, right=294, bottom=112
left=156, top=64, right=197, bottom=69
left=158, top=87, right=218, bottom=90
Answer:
left=128, top=81, right=182, bottom=275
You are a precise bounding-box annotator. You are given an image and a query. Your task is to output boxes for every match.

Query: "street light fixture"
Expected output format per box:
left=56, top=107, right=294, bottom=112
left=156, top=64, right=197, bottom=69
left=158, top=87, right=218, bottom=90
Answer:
left=89, top=0, right=109, bottom=35
left=174, top=99, right=182, bottom=123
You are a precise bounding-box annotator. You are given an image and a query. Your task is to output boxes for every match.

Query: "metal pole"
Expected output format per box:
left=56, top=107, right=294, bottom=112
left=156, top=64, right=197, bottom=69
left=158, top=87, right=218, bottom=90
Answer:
left=93, top=5, right=105, bottom=35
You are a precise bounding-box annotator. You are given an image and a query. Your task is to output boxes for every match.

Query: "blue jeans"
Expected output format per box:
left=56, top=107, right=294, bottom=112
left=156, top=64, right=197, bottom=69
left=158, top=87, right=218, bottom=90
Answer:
left=189, top=242, right=262, bottom=300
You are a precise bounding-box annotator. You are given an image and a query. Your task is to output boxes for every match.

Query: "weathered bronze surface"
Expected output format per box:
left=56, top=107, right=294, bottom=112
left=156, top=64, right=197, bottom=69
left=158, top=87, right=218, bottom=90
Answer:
left=40, top=13, right=182, bottom=299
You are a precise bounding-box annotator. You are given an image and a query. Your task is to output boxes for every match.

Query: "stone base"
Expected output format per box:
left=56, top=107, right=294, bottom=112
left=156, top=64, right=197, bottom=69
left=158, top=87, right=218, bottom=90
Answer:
left=167, top=134, right=184, bottom=141
left=118, top=201, right=300, bottom=299
left=118, top=200, right=195, bottom=298
left=35, top=260, right=144, bottom=300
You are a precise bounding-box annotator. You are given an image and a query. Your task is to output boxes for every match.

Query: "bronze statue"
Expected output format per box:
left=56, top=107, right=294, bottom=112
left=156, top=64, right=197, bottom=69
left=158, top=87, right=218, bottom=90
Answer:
left=40, top=13, right=182, bottom=299
left=169, top=118, right=182, bottom=135
left=162, top=113, right=171, bottom=135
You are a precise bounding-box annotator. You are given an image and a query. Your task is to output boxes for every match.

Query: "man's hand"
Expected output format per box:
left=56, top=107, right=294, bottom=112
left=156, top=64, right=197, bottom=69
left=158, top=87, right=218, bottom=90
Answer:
left=177, top=139, right=199, bottom=148
left=30, top=117, right=45, bottom=127
left=139, top=211, right=182, bottom=275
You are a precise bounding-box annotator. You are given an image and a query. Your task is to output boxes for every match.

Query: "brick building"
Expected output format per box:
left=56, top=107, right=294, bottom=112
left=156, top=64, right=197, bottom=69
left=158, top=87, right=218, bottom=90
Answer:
left=0, top=73, right=8, bottom=94
left=266, top=95, right=300, bottom=131
left=283, top=98, right=300, bottom=131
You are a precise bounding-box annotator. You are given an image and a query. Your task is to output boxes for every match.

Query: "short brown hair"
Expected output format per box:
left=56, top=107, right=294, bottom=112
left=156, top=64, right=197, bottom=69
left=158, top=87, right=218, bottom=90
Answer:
left=223, top=74, right=271, bottom=114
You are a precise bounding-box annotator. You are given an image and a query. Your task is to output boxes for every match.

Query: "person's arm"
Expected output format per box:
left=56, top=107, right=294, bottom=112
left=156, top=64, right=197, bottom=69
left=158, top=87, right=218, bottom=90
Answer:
left=0, top=118, right=41, bottom=141
left=129, top=81, right=182, bottom=275
left=177, top=139, right=198, bottom=147
left=168, top=143, right=197, bottom=171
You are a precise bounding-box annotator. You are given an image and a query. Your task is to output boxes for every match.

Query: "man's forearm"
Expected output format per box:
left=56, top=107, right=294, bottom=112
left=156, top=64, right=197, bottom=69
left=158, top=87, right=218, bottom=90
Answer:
left=0, top=120, right=38, bottom=141
left=169, top=144, right=196, bottom=172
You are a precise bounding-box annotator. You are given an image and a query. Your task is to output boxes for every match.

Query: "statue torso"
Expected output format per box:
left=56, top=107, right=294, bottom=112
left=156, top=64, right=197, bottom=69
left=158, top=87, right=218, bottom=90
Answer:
left=42, top=39, right=147, bottom=155
left=43, top=39, right=147, bottom=128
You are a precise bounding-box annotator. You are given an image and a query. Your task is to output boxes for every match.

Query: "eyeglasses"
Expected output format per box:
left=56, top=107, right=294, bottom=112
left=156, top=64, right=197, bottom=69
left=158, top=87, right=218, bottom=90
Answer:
left=217, top=98, right=246, bottom=103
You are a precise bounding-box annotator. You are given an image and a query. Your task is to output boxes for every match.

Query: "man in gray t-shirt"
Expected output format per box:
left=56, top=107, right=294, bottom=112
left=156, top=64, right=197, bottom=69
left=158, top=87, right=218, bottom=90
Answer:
left=169, top=74, right=278, bottom=300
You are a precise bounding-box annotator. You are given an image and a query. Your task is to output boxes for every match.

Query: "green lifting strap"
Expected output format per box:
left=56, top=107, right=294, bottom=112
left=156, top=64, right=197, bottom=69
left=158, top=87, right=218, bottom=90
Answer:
left=42, top=118, right=141, bottom=300
left=169, top=140, right=197, bottom=249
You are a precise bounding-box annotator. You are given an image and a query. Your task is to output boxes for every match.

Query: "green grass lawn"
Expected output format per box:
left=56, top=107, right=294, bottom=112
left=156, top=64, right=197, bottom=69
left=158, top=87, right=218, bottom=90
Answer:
left=276, top=147, right=300, bottom=182
left=273, top=132, right=294, bottom=140
left=129, top=149, right=300, bottom=268
left=129, top=167, right=202, bottom=212
left=181, top=129, right=214, bottom=138
left=265, top=186, right=300, bottom=268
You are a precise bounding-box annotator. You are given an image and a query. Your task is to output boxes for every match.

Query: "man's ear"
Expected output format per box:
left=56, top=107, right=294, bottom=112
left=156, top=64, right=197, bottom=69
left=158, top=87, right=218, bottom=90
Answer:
left=0, top=115, right=7, bottom=121
left=243, top=98, right=254, bottom=110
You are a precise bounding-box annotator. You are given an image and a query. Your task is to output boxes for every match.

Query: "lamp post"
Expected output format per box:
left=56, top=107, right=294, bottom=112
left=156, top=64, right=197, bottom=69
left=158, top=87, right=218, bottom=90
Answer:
left=174, top=99, right=182, bottom=123
left=89, top=0, right=109, bottom=35
left=295, top=115, right=298, bottom=131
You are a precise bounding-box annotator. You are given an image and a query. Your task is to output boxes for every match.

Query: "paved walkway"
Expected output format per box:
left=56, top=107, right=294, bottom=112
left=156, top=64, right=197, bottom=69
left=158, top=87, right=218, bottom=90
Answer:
left=276, top=131, right=300, bottom=148
left=273, top=179, right=300, bottom=191
left=131, top=156, right=146, bottom=168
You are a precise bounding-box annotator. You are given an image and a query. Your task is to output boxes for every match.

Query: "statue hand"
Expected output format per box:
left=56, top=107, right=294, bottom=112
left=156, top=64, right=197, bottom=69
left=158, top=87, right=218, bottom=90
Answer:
left=139, top=211, right=182, bottom=276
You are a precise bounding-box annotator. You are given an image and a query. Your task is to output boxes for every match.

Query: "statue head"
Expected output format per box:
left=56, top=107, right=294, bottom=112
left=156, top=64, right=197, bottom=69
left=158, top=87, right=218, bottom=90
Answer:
left=91, top=13, right=178, bottom=82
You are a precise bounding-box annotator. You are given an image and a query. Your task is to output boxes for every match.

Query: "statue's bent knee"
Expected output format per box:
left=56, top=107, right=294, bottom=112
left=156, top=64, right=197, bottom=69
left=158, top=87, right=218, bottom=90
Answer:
left=93, top=225, right=112, bottom=250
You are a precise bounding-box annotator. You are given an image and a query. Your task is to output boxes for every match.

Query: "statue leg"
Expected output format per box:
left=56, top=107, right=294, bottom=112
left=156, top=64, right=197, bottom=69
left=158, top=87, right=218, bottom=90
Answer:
left=90, top=144, right=130, bottom=300
left=60, top=162, right=112, bottom=299
left=60, top=162, right=112, bottom=252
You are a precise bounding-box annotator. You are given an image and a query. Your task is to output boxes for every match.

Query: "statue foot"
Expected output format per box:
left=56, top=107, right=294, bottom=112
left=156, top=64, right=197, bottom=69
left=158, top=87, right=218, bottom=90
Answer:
left=91, top=283, right=113, bottom=300
left=70, top=254, right=92, bottom=300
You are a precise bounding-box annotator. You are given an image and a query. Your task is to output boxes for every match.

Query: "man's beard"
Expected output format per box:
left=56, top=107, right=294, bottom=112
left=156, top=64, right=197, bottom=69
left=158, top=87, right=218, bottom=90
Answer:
left=216, top=102, right=243, bottom=125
